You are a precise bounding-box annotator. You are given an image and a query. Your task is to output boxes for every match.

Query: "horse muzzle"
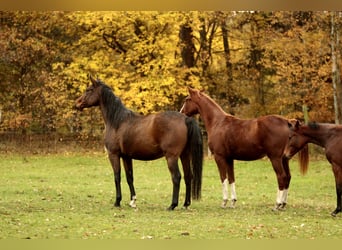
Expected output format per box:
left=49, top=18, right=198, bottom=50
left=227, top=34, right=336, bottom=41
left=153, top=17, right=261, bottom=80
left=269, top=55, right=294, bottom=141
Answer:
left=75, top=99, right=85, bottom=111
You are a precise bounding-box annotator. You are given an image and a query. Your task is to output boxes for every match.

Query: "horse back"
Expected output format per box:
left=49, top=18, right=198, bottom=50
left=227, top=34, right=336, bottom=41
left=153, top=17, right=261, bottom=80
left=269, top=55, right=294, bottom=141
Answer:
left=106, top=111, right=188, bottom=160
left=209, top=115, right=289, bottom=160
left=256, top=115, right=291, bottom=153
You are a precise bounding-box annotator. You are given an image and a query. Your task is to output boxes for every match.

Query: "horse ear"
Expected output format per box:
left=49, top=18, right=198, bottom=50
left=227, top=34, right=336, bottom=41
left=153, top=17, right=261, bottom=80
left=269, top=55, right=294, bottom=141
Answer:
left=187, top=87, right=196, bottom=95
left=295, top=119, right=300, bottom=128
left=89, top=74, right=98, bottom=86
left=288, top=119, right=297, bottom=129
left=288, top=119, right=301, bottom=129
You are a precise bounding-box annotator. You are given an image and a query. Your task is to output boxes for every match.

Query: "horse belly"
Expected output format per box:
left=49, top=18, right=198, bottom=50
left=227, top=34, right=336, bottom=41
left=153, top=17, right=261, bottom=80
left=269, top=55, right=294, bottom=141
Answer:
left=209, top=139, right=265, bottom=161
left=227, top=143, right=266, bottom=161
left=122, top=139, right=164, bottom=160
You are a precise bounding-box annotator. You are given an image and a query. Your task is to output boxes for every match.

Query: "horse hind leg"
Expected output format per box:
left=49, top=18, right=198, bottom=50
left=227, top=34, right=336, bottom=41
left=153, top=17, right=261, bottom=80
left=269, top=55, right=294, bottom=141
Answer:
left=331, top=164, right=342, bottom=216
left=180, top=152, right=191, bottom=209
left=331, top=185, right=342, bottom=217
left=166, top=155, right=181, bottom=210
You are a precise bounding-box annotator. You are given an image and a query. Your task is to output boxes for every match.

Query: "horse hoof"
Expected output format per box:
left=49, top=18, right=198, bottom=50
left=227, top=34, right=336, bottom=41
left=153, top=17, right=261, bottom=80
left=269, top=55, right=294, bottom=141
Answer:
left=272, top=203, right=282, bottom=211
left=331, top=208, right=341, bottom=217
left=167, top=204, right=177, bottom=211
left=221, top=199, right=228, bottom=208
left=129, top=198, right=137, bottom=208
left=280, top=203, right=287, bottom=210
left=229, top=199, right=237, bottom=209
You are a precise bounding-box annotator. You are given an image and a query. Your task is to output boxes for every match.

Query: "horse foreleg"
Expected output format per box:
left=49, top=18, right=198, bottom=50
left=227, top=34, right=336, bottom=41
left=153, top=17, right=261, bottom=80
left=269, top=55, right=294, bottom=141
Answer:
left=227, top=159, right=237, bottom=208
left=222, top=178, right=229, bottom=208
left=331, top=163, right=342, bottom=216
left=215, top=156, right=236, bottom=208
left=108, top=153, right=122, bottom=207
left=331, top=185, right=342, bottom=217
left=270, top=158, right=287, bottom=211
left=279, top=157, right=291, bottom=209
left=166, top=156, right=181, bottom=210
left=122, top=157, right=137, bottom=208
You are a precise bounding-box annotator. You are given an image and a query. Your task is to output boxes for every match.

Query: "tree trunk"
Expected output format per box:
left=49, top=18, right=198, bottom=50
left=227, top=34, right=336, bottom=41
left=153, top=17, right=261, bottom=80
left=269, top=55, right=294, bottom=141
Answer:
left=221, top=18, right=233, bottom=82
left=179, top=23, right=195, bottom=69
left=331, top=11, right=342, bottom=124
left=249, top=16, right=265, bottom=115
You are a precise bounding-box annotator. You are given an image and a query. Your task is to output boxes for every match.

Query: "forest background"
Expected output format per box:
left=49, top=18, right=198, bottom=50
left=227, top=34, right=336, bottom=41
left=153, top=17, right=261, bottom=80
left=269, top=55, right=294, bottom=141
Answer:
left=1, top=11, right=342, bottom=152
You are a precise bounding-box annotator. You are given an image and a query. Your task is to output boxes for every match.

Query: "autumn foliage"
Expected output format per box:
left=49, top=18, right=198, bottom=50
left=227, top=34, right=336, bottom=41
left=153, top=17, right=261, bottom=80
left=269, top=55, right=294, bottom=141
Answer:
left=0, top=11, right=341, bottom=138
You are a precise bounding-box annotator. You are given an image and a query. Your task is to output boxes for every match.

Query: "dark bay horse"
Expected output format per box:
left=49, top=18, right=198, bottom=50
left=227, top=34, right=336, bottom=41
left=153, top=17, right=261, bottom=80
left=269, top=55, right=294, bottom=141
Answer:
left=180, top=87, right=308, bottom=210
left=75, top=76, right=203, bottom=210
left=285, top=120, right=342, bottom=216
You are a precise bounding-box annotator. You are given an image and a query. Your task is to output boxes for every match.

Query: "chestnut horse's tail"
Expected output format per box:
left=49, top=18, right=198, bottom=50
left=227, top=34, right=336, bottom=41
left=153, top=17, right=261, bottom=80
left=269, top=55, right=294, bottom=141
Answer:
left=185, top=117, right=203, bottom=200
left=298, top=144, right=309, bottom=175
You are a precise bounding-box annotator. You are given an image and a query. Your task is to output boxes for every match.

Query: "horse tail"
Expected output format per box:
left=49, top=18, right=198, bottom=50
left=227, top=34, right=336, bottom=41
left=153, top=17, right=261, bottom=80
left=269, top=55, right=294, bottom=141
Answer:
left=298, top=144, right=309, bottom=175
left=185, top=117, right=203, bottom=200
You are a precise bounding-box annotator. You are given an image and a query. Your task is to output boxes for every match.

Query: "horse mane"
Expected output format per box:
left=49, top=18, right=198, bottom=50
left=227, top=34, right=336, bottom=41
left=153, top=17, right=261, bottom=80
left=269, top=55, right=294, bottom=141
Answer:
left=199, top=91, right=228, bottom=115
left=100, top=83, right=135, bottom=129
left=308, top=122, right=319, bottom=130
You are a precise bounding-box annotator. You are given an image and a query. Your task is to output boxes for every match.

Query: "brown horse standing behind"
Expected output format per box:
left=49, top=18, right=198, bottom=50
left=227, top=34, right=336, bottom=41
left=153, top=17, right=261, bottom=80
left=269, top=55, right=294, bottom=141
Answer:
left=285, top=121, right=342, bottom=216
left=180, top=87, right=308, bottom=210
left=75, top=76, right=203, bottom=210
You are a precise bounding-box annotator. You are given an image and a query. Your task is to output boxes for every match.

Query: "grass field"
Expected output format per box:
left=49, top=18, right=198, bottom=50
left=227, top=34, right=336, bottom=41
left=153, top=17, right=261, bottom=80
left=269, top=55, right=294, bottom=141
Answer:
left=0, top=152, right=341, bottom=239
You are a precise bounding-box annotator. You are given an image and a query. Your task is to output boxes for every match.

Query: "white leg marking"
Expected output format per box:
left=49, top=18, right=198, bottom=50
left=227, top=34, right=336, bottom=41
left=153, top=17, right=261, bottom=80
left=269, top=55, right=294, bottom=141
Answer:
left=281, top=189, right=288, bottom=204
left=129, top=195, right=137, bottom=208
left=229, top=182, right=237, bottom=208
left=230, top=182, right=237, bottom=201
left=276, top=189, right=284, bottom=205
left=273, top=189, right=286, bottom=211
left=221, top=178, right=228, bottom=208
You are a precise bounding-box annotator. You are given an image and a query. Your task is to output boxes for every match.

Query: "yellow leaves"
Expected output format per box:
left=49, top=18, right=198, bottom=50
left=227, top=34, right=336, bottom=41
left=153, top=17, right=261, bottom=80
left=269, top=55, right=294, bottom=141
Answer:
left=122, top=76, right=177, bottom=114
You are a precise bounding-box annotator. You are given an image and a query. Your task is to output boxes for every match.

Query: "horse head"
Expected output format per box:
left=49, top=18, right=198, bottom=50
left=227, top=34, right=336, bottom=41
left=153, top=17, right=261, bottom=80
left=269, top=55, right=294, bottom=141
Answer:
left=75, top=74, right=102, bottom=110
left=284, top=119, right=303, bottom=158
left=180, top=87, right=202, bottom=116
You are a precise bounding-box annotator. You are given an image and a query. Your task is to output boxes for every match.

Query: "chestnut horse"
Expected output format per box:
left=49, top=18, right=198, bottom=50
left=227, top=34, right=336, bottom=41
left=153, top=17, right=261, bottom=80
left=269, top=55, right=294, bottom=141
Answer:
left=285, top=120, right=342, bottom=216
left=180, top=87, right=308, bottom=210
left=75, top=76, right=203, bottom=210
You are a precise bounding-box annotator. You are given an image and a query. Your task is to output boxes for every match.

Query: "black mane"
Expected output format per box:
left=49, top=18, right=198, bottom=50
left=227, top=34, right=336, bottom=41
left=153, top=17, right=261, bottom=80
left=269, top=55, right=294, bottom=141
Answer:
left=308, top=122, right=319, bottom=130
left=100, top=83, right=135, bottom=129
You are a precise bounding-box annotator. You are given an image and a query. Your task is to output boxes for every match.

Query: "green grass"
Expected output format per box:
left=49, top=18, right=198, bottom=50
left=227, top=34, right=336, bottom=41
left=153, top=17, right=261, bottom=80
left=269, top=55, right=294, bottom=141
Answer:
left=0, top=153, right=341, bottom=239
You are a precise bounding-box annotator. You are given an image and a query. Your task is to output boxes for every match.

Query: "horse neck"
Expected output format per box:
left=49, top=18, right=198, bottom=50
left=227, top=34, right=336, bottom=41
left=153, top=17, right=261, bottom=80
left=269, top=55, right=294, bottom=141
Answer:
left=301, top=125, right=330, bottom=148
left=99, top=87, right=132, bottom=130
left=196, top=95, right=228, bottom=130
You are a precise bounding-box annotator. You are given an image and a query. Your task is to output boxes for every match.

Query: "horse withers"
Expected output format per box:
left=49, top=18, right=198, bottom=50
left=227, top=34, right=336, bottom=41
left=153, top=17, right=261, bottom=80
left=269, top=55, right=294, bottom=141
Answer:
left=180, top=87, right=308, bottom=210
left=75, top=76, right=203, bottom=210
left=285, top=120, right=342, bottom=216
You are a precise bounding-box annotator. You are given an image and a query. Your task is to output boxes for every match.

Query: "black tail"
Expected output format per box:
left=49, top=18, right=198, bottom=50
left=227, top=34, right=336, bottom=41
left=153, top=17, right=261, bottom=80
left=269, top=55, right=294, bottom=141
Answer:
left=185, top=117, right=203, bottom=200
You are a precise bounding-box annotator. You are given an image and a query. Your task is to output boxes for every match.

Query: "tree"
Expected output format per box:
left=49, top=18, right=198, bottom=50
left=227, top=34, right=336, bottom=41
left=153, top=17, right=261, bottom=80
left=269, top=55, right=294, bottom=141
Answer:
left=1, top=11, right=340, bottom=139
left=331, top=11, right=342, bottom=124
left=0, top=11, right=74, bottom=133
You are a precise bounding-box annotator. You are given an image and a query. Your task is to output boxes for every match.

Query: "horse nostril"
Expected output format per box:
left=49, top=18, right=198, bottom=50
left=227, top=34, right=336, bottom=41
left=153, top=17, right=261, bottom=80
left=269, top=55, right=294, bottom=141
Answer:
left=75, top=100, right=84, bottom=110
